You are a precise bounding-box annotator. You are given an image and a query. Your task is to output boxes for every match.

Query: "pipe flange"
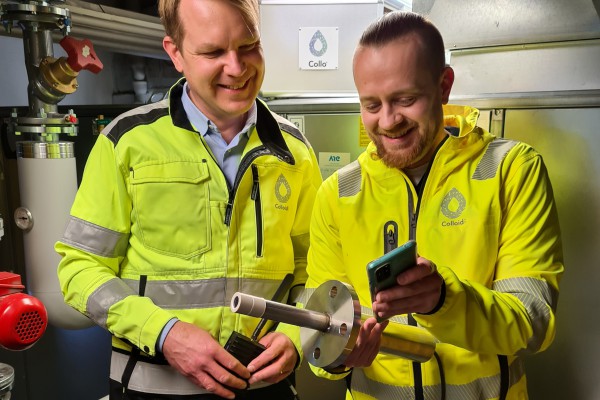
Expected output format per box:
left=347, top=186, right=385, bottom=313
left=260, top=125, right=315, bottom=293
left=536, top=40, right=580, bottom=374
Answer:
left=301, top=280, right=361, bottom=370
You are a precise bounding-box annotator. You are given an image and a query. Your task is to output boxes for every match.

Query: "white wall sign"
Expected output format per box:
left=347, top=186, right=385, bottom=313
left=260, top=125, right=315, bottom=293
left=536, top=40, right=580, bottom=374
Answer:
left=298, top=27, right=339, bottom=70
left=287, top=115, right=305, bottom=134
left=318, top=152, right=350, bottom=179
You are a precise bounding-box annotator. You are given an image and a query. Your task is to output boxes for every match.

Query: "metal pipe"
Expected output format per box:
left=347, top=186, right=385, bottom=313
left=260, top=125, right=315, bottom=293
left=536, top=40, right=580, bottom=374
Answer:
left=231, top=292, right=331, bottom=333
left=378, top=325, right=437, bottom=362
left=232, top=281, right=438, bottom=368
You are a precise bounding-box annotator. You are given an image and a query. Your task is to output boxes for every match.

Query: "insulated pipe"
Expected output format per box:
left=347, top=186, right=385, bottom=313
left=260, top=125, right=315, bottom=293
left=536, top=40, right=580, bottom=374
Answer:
left=69, top=13, right=164, bottom=39
left=231, top=280, right=437, bottom=370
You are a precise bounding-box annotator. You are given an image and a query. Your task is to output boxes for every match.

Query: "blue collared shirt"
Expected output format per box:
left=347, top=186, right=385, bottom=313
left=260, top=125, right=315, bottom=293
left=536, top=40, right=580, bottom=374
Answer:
left=181, top=82, right=257, bottom=188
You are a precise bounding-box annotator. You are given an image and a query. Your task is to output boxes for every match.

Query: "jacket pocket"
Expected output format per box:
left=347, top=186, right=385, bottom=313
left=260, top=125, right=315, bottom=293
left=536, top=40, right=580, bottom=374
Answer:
left=130, top=160, right=211, bottom=259
left=251, top=164, right=263, bottom=257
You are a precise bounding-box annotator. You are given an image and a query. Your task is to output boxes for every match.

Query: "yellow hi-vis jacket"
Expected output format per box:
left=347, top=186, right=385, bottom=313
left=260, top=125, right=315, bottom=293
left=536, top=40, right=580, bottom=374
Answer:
left=306, top=105, right=564, bottom=400
left=55, top=79, right=322, bottom=395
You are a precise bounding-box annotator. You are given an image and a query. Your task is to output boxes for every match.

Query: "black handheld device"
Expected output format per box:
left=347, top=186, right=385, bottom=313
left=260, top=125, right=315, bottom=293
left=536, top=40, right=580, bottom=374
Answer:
left=224, top=273, right=299, bottom=398
left=224, top=273, right=294, bottom=364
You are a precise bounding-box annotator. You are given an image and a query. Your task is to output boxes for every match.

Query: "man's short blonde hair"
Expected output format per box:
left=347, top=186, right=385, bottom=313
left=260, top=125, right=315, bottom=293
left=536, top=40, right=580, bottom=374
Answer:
left=158, top=0, right=260, bottom=49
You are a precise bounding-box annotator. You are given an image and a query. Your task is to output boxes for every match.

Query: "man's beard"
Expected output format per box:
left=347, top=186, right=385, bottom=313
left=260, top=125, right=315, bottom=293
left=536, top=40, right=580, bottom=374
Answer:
left=371, top=127, right=426, bottom=170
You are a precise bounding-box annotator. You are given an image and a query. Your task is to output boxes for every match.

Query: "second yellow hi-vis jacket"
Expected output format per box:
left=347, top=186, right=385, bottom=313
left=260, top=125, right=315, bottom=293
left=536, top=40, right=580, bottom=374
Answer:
left=306, top=105, right=564, bottom=400
left=55, top=79, right=322, bottom=395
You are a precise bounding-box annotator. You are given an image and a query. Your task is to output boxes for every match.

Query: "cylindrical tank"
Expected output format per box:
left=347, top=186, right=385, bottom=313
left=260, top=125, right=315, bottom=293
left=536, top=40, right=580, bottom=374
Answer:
left=16, top=141, right=92, bottom=329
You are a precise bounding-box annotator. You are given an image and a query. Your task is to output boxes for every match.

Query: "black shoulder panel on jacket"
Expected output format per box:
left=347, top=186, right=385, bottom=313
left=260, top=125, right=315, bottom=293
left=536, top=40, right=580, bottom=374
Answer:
left=169, top=80, right=195, bottom=132
left=273, top=113, right=308, bottom=146
left=256, top=101, right=296, bottom=165
left=103, top=101, right=169, bottom=145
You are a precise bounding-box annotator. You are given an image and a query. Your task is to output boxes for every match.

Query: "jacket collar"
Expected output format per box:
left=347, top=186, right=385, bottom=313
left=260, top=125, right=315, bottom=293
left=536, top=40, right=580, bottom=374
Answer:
left=167, top=78, right=294, bottom=164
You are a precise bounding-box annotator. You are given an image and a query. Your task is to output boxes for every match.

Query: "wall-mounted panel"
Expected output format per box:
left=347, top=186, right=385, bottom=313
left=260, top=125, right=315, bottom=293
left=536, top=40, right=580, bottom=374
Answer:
left=504, top=108, right=600, bottom=400
left=259, top=1, right=385, bottom=97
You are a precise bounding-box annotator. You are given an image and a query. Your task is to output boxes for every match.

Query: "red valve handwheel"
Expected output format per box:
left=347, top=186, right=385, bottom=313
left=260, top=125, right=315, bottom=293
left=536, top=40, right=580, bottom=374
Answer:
left=59, top=36, right=104, bottom=74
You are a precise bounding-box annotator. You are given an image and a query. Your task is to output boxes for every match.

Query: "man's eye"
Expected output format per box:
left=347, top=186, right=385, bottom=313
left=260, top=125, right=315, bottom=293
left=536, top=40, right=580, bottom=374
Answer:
left=240, top=43, right=258, bottom=52
left=362, top=103, right=381, bottom=112
left=396, top=97, right=416, bottom=106
left=201, top=50, right=224, bottom=58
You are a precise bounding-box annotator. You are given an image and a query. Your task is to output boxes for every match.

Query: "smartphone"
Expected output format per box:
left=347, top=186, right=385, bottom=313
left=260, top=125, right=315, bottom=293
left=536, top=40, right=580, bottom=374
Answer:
left=367, top=240, right=417, bottom=306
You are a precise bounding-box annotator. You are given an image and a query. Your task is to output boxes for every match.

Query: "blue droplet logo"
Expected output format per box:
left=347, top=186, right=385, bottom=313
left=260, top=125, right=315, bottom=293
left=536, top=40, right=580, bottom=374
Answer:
left=309, top=30, right=328, bottom=57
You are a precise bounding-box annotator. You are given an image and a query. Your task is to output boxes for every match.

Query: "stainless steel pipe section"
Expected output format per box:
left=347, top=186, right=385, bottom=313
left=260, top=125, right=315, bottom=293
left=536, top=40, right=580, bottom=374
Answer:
left=231, top=281, right=438, bottom=368
left=230, top=292, right=331, bottom=332
left=378, top=325, right=437, bottom=363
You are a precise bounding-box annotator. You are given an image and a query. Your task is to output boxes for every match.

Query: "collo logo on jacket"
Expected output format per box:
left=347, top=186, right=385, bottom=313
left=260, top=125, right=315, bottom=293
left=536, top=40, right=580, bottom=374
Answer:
left=441, top=188, right=466, bottom=227
left=275, top=174, right=291, bottom=211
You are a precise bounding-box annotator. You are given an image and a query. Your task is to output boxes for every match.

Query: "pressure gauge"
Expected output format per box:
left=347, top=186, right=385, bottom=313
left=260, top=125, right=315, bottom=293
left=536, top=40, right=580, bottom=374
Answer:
left=14, top=207, right=34, bottom=232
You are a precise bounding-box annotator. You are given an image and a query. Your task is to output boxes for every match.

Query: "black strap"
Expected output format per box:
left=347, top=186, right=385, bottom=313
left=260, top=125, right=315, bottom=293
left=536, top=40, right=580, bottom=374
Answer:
left=498, top=355, right=509, bottom=400
left=344, top=369, right=354, bottom=399
left=433, top=352, right=446, bottom=400
left=408, top=314, right=424, bottom=400
left=252, top=273, right=294, bottom=340
left=121, top=275, right=148, bottom=394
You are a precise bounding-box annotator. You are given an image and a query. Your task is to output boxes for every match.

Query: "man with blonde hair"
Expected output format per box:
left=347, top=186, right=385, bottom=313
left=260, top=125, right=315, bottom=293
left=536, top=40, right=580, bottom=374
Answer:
left=56, top=0, right=322, bottom=398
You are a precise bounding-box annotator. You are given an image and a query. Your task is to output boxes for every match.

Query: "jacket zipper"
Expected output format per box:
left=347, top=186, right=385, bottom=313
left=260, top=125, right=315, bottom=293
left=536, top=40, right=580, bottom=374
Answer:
left=224, top=146, right=271, bottom=226
left=406, top=135, right=449, bottom=400
left=251, top=164, right=263, bottom=257
left=407, top=181, right=417, bottom=240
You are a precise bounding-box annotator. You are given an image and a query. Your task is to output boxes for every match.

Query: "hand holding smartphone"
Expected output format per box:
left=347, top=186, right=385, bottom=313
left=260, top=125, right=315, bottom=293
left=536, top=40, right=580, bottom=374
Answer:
left=366, top=240, right=417, bottom=321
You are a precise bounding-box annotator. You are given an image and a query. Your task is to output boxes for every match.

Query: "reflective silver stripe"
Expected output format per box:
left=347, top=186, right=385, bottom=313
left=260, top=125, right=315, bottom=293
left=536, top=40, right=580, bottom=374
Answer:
left=493, top=277, right=557, bottom=354
left=88, top=278, right=137, bottom=327
left=352, top=358, right=525, bottom=399
left=102, top=100, right=167, bottom=140
left=472, top=139, right=517, bottom=180
left=88, top=277, right=285, bottom=327
left=61, top=216, right=129, bottom=258
left=110, top=351, right=270, bottom=395
left=338, top=160, right=362, bottom=197
left=120, top=277, right=285, bottom=309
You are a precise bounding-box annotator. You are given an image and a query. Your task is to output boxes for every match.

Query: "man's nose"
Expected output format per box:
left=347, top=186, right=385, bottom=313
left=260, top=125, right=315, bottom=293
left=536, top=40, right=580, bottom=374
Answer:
left=380, top=106, right=403, bottom=130
left=224, top=51, right=246, bottom=76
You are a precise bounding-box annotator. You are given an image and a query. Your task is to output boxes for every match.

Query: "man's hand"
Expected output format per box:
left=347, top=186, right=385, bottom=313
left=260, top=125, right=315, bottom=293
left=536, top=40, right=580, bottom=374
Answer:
left=247, top=332, right=298, bottom=385
left=373, top=256, right=444, bottom=319
left=162, top=321, right=250, bottom=400
left=343, top=317, right=389, bottom=368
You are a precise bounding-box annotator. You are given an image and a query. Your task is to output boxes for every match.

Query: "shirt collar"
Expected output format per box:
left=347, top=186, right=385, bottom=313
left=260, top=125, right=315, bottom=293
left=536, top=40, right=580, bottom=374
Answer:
left=181, top=81, right=256, bottom=138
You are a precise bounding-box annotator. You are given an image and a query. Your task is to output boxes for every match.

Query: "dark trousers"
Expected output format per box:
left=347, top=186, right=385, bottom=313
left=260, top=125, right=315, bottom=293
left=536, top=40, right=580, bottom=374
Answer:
left=109, top=374, right=297, bottom=400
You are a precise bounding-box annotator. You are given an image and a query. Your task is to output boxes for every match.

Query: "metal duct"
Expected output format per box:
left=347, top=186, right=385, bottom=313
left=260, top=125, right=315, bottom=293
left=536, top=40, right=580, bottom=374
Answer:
left=414, top=0, right=600, bottom=49
left=0, top=0, right=166, bottom=59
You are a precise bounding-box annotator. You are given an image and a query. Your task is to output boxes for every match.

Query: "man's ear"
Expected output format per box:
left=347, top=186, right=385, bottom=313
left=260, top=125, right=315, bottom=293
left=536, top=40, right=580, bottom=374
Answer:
left=163, top=36, right=184, bottom=73
left=440, top=66, right=455, bottom=105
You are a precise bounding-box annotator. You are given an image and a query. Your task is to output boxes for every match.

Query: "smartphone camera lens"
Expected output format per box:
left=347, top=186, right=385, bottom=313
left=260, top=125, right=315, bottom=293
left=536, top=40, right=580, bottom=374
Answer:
left=376, top=264, right=391, bottom=281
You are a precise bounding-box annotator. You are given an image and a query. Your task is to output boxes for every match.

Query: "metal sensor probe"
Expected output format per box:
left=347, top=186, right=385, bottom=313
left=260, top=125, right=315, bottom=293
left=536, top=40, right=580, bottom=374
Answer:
left=231, top=280, right=437, bottom=371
